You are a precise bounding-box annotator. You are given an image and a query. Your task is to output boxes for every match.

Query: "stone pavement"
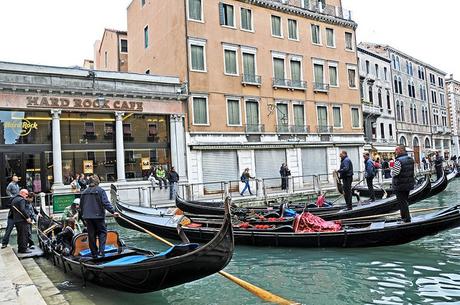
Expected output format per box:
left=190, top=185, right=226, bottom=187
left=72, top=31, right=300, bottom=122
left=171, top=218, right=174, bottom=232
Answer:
left=0, top=246, right=46, bottom=305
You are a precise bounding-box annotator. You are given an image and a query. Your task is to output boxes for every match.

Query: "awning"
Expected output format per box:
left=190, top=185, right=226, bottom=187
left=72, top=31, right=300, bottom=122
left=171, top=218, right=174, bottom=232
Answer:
left=372, top=145, right=414, bottom=153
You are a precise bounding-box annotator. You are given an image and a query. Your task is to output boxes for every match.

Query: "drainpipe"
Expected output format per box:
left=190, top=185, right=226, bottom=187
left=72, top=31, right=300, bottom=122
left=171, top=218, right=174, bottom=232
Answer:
left=116, top=32, right=121, bottom=72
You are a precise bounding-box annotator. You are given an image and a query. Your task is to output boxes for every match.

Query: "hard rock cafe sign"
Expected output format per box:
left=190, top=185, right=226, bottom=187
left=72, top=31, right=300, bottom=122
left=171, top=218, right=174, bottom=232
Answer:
left=4, top=119, right=38, bottom=136
left=26, top=96, right=144, bottom=112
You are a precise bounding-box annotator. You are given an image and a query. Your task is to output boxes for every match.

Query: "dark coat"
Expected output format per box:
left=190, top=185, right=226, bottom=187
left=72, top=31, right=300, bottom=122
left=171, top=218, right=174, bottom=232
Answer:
left=364, top=159, right=375, bottom=178
left=280, top=166, right=291, bottom=177
left=80, top=186, right=115, bottom=219
left=392, top=153, right=415, bottom=192
left=168, top=171, right=180, bottom=183
left=338, top=156, right=353, bottom=179
left=10, top=195, right=29, bottom=224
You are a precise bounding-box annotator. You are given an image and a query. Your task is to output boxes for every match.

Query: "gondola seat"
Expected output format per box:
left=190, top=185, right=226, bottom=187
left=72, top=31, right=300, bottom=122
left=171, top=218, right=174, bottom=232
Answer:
left=72, top=231, right=122, bottom=257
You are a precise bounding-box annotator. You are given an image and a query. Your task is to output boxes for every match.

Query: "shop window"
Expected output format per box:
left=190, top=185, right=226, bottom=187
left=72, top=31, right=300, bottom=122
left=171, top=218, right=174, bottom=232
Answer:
left=105, top=151, right=116, bottom=167
left=148, top=123, right=158, bottom=142
left=84, top=122, right=96, bottom=139
left=104, top=123, right=114, bottom=139
left=123, top=123, right=133, bottom=141
left=125, top=150, right=135, bottom=164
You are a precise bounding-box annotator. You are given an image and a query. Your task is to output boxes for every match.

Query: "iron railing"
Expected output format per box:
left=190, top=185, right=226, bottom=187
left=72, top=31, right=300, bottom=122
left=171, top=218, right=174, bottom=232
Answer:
left=244, top=124, right=265, bottom=133
left=242, top=74, right=262, bottom=86
left=313, top=82, right=330, bottom=92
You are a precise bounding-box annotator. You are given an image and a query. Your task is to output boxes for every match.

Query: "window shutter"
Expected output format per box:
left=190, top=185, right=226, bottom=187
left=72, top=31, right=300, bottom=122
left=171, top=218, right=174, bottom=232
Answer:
left=219, top=3, right=225, bottom=25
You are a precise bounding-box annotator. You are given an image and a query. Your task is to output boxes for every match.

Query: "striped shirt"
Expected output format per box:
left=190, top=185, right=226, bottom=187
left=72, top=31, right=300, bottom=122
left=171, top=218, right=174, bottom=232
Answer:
left=391, top=160, right=402, bottom=177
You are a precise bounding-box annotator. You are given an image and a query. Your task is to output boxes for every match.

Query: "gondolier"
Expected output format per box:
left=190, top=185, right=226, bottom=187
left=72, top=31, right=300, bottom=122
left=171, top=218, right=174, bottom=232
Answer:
left=391, top=145, right=415, bottom=223
left=363, top=152, right=376, bottom=202
left=337, top=150, right=354, bottom=210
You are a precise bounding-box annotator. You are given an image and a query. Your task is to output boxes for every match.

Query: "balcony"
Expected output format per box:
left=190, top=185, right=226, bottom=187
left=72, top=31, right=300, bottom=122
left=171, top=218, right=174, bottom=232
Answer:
left=272, top=78, right=307, bottom=90
left=316, top=125, right=333, bottom=133
left=272, top=0, right=353, bottom=21
left=276, top=124, right=311, bottom=134
left=245, top=124, right=265, bottom=133
left=362, top=101, right=382, bottom=116
left=242, top=74, right=261, bottom=87
left=313, top=82, right=329, bottom=93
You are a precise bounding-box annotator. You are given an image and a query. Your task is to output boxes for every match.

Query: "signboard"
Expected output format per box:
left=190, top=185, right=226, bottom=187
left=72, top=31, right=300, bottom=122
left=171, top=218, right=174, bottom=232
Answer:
left=83, top=160, right=94, bottom=174
left=26, top=96, right=144, bottom=112
left=53, top=194, right=76, bottom=213
left=4, top=119, right=38, bottom=136
left=141, top=157, right=151, bottom=170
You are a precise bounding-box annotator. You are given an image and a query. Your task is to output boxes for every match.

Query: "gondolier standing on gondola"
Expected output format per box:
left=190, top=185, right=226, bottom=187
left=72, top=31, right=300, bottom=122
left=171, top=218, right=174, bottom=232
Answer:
left=363, top=152, right=376, bottom=202
left=391, top=145, right=415, bottom=223
left=337, top=150, right=354, bottom=210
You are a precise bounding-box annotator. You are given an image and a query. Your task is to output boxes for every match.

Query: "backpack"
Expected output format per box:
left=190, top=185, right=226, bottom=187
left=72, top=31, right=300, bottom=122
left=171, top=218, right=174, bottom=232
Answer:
left=240, top=174, right=245, bottom=182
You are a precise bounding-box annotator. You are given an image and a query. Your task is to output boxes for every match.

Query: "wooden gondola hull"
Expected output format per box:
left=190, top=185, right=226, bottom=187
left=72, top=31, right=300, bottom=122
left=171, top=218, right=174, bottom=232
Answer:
left=38, top=198, right=234, bottom=293
left=115, top=201, right=460, bottom=248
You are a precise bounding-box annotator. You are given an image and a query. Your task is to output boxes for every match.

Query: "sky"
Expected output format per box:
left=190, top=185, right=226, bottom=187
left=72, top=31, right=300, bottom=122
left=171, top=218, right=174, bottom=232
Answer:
left=0, top=0, right=458, bottom=78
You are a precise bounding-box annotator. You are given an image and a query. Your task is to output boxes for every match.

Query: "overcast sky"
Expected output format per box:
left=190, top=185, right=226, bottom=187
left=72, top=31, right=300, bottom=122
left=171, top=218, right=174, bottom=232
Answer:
left=0, top=0, right=458, bottom=78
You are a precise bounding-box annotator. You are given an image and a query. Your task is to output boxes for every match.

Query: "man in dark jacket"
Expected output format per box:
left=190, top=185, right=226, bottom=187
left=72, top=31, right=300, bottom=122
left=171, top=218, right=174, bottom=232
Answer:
left=80, top=175, right=119, bottom=258
left=391, top=145, right=415, bottom=223
left=10, top=189, right=32, bottom=253
left=167, top=166, right=180, bottom=200
left=434, top=151, right=444, bottom=180
left=279, top=163, right=291, bottom=191
left=338, top=150, right=354, bottom=210
left=363, top=152, right=376, bottom=202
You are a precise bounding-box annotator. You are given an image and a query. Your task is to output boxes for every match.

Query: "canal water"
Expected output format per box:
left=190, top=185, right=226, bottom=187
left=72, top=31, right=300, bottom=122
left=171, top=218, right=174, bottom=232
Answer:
left=35, top=179, right=460, bottom=305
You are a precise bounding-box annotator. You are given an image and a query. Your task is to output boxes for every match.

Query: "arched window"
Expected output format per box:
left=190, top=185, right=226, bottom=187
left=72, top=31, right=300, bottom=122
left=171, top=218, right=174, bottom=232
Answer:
left=392, top=54, right=396, bottom=69
left=396, top=56, right=401, bottom=70
left=413, top=105, right=417, bottom=124
left=398, top=77, right=403, bottom=94
left=378, top=89, right=382, bottom=107
left=399, top=136, right=407, bottom=146
left=401, top=103, right=405, bottom=121
left=386, top=91, right=391, bottom=110
left=396, top=101, right=400, bottom=120
left=410, top=105, right=414, bottom=123
left=424, top=137, right=431, bottom=148
left=413, top=137, right=419, bottom=147
left=368, top=85, right=373, bottom=103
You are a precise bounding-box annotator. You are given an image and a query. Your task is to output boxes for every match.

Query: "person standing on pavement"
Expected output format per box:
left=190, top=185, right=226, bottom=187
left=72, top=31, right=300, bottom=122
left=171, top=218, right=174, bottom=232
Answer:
left=434, top=151, right=444, bottom=180
left=240, top=168, right=255, bottom=196
left=79, top=175, right=119, bottom=258
left=363, top=152, right=376, bottom=202
left=279, top=163, right=291, bottom=191
left=10, top=189, right=32, bottom=253
left=167, top=166, right=179, bottom=200
left=391, top=145, right=415, bottom=223
left=1, top=176, right=21, bottom=248
left=24, top=192, right=39, bottom=249
left=337, top=150, right=354, bottom=210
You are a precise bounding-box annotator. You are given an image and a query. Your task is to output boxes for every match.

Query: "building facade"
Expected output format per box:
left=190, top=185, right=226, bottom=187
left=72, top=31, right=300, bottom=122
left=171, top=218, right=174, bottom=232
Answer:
left=124, top=0, right=364, bottom=191
left=360, top=43, right=451, bottom=164
left=447, top=75, right=460, bottom=157
left=0, top=61, right=187, bottom=201
left=94, top=29, right=129, bottom=72
left=357, top=46, right=396, bottom=160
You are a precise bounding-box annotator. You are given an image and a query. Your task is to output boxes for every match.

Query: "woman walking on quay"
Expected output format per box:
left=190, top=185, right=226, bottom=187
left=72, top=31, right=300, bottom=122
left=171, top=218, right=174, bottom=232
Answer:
left=240, top=168, right=255, bottom=196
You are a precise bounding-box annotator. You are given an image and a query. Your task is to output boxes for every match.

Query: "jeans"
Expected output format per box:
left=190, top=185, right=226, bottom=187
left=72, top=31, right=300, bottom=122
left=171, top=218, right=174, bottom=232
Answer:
left=85, top=219, right=107, bottom=257
left=1, top=217, right=15, bottom=246
left=169, top=182, right=177, bottom=200
left=158, top=178, right=168, bottom=189
left=395, top=190, right=411, bottom=222
left=366, top=177, right=375, bottom=201
left=241, top=181, right=253, bottom=195
left=342, top=176, right=353, bottom=210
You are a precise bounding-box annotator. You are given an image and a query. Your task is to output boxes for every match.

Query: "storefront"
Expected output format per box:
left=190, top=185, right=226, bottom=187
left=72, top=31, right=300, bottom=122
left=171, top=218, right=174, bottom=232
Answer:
left=0, top=62, right=187, bottom=198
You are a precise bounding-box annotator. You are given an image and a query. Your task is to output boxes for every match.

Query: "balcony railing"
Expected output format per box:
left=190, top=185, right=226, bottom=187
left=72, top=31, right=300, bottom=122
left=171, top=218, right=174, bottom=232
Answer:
left=316, top=125, right=333, bottom=133
left=245, top=124, right=265, bottom=133
left=272, top=78, right=307, bottom=90
left=271, top=0, right=353, bottom=21
left=313, top=82, right=329, bottom=93
left=362, top=101, right=382, bottom=116
left=431, top=126, right=451, bottom=134
left=276, top=124, right=311, bottom=133
left=242, top=74, right=261, bottom=86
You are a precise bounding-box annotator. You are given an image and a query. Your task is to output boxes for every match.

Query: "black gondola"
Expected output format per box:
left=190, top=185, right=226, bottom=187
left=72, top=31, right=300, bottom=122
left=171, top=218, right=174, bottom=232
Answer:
left=114, top=199, right=460, bottom=248
left=174, top=175, right=431, bottom=221
left=37, top=198, right=234, bottom=293
left=429, top=170, right=448, bottom=197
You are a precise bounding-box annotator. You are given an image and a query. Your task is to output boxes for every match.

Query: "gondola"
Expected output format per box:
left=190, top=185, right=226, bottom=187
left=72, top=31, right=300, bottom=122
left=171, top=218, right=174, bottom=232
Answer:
left=114, top=199, right=460, bottom=248
left=37, top=198, right=234, bottom=293
left=174, top=175, right=431, bottom=221
left=447, top=168, right=457, bottom=182
left=429, top=170, right=448, bottom=197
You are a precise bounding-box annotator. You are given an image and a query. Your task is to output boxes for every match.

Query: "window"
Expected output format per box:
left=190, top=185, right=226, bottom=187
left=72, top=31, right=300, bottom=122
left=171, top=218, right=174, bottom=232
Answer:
left=389, top=124, right=393, bottom=137
left=219, top=3, right=234, bottom=27
left=245, top=100, right=259, bottom=126
left=276, top=103, right=289, bottom=127
left=351, top=108, right=360, bottom=128
left=326, top=28, right=335, bottom=47
left=384, top=67, right=388, bottom=80
left=365, top=60, right=370, bottom=74
left=227, top=99, right=240, bottom=125
left=188, top=0, right=202, bottom=21
left=431, top=90, right=437, bottom=104
left=396, top=56, right=400, bottom=71
left=375, top=64, right=379, bottom=78
left=290, top=59, right=302, bottom=85
left=440, top=93, right=445, bottom=106
left=345, top=32, right=353, bottom=50
left=104, top=123, right=114, bottom=137
left=414, top=105, right=418, bottom=124
left=288, top=19, right=298, bottom=40
left=314, top=63, right=324, bottom=85
left=192, top=97, right=208, bottom=125
left=329, top=65, right=338, bottom=87
left=240, top=8, right=252, bottom=31
left=378, top=89, right=382, bottom=107
left=85, top=122, right=95, bottom=135
left=104, top=51, right=108, bottom=68
left=380, top=123, right=385, bottom=139
left=123, top=123, right=132, bottom=136
left=301, top=0, right=310, bottom=8
left=311, top=24, right=320, bottom=44
left=242, top=51, right=257, bottom=81
left=223, top=48, right=238, bottom=75
left=368, top=86, right=373, bottom=103
left=386, top=91, right=391, bottom=110
left=189, top=39, right=206, bottom=72
left=333, top=106, right=342, bottom=128
left=141, top=0, right=145, bottom=6
left=293, top=104, right=305, bottom=127
left=273, top=57, right=285, bottom=81
left=120, top=39, right=128, bottom=53
left=271, top=15, right=282, bottom=37
left=143, top=26, right=149, bottom=48
left=347, top=68, right=356, bottom=88
left=317, top=106, right=328, bottom=128
left=148, top=124, right=158, bottom=136
left=430, top=73, right=436, bottom=85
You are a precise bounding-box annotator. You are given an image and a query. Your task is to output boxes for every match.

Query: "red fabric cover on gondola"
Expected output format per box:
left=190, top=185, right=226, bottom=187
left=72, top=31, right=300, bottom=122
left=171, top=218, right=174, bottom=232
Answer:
left=293, top=212, right=342, bottom=233
left=186, top=223, right=202, bottom=228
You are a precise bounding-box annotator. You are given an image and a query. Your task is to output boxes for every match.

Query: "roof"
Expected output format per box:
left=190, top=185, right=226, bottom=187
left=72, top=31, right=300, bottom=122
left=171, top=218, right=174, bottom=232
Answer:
left=98, top=28, right=128, bottom=53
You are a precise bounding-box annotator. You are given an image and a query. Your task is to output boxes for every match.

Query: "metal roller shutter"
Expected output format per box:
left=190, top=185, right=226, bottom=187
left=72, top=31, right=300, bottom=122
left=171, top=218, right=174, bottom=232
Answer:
left=338, top=146, right=360, bottom=173
left=202, top=150, right=238, bottom=193
left=255, top=149, right=286, bottom=187
left=301, top=148, right=328, bottom=178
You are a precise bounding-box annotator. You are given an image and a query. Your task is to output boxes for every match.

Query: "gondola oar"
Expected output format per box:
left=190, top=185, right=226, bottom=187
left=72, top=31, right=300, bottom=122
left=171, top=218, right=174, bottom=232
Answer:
left=117, top=214, right=298, bottom=305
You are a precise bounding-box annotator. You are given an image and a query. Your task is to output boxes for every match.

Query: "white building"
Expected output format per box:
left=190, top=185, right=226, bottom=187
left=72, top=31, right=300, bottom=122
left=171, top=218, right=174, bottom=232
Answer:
left=447, top=75, right=460, bottom=157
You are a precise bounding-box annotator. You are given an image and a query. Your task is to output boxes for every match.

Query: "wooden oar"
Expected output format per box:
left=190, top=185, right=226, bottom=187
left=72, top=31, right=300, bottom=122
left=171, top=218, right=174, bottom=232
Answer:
left=117, top=214, right=298, bottom=305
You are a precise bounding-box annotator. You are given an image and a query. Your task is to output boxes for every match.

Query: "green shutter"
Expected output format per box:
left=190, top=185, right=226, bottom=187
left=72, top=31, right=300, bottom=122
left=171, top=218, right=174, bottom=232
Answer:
left=272, top=16, right=281, bottom=36
left=288, top=19, right=297, bottom=39
left=191, top=45, right=204, bottom=71
left=293, top=105, right=305, bottom=127
left=224, top=50, right=236, bottom=74
left=276, top=104, right=288, bottom=126
left=352, top=109, right=359, bottom=127
left=274, top=58, right=285, bottom=80
left=227, top=99, right=240, bottom=125
left=314, top=64, right=323, bottom=84
left=189, top=0, right=201, bottom=20
left=243, top=53, right=255, bottom=76
left=317, top=106, right=327, bottom=127
left=193, top=97, right=207, bottom=124
left=329, top=66, right=337, bottom=86
left=246, top=101, right=259, bottom=125
left=326, top=28, right=334, bottom=46
left=291, top=60, right=301, bottom=81
left=333, top=107, right=341, bottom=127
left=241, top=8, right=251, bottom=30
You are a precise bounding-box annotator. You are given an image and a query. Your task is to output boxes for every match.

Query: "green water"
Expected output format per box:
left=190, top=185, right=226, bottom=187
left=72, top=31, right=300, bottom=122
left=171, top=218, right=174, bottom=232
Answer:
left=36, top=179, right=460, bottom=305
